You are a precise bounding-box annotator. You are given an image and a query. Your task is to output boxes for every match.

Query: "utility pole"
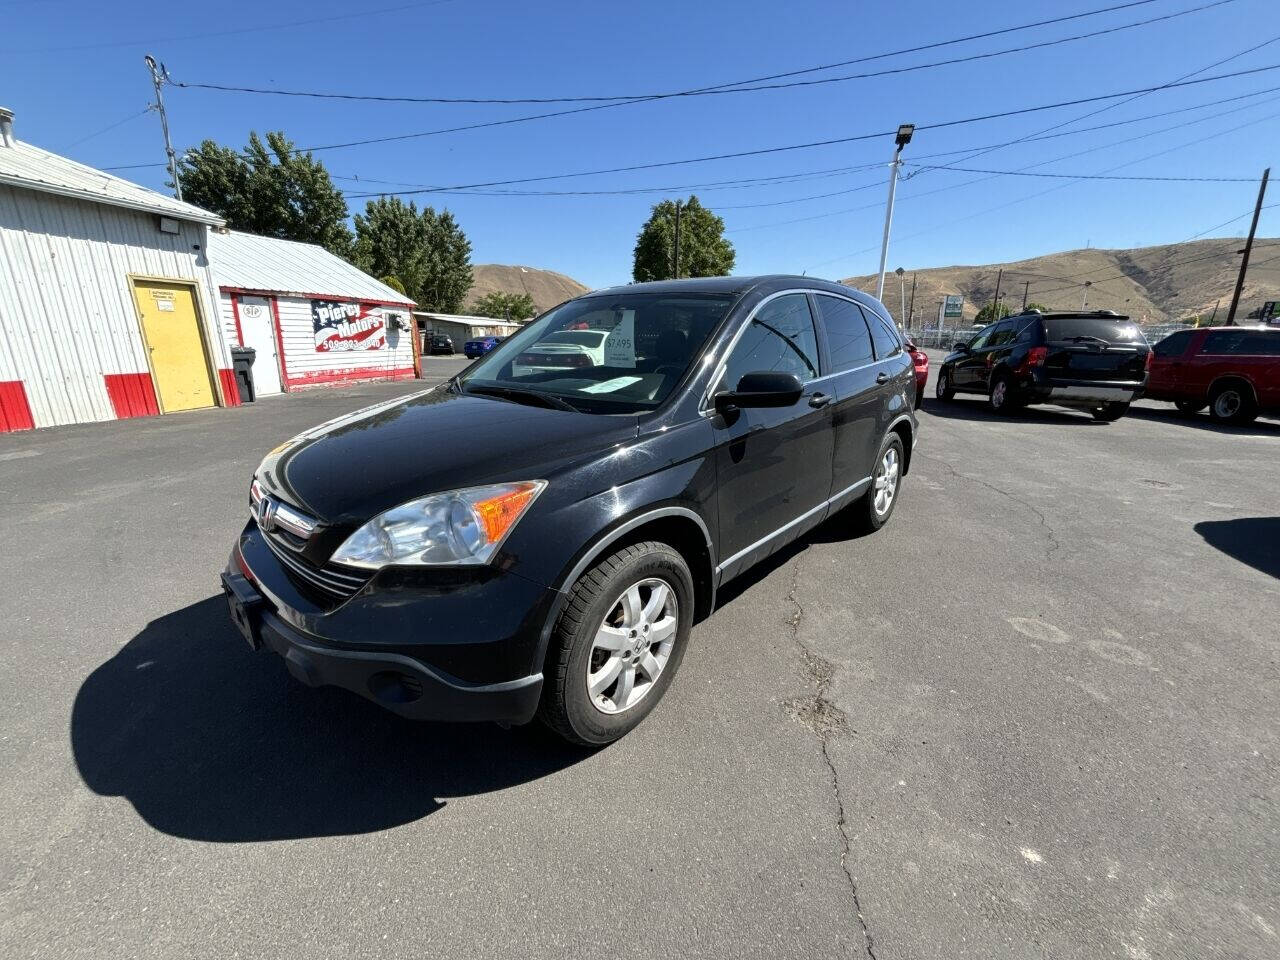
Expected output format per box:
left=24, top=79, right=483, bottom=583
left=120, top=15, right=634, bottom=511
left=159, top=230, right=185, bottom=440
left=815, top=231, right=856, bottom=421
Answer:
left=672, top=200, right=683, bottom=280
left=1081, top=280, right=1092, bottom=310
left=876, top=124, right=915, bottom=301
left=144, top=55, right=181, bottom=201
left=1226, top=167, right=1270, bottom=326
left=1021, top=280, right=1030, bottom=310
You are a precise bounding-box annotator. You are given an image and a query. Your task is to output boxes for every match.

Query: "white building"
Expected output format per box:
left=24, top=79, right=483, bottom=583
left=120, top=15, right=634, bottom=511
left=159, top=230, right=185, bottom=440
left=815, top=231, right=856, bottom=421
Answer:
left=207, top=230, right=417, bottom=396
left=0, top=107, right=235, bottom=432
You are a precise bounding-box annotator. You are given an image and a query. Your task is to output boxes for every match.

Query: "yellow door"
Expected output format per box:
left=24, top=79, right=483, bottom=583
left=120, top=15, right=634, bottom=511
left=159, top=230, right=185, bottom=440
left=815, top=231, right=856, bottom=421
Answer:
left=131, top=280, right=216, bottom=413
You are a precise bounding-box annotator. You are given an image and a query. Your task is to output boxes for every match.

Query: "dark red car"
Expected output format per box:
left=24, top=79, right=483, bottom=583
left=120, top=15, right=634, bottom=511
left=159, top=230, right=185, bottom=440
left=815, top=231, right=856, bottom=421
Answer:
left=904, top=338, right=928, bottom=408
left=1145, top=326, right=1280, bottom=423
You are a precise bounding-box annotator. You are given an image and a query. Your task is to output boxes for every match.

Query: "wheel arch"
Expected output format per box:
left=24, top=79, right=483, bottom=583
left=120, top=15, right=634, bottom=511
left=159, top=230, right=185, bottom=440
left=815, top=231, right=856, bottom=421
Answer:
left=533, top=506, right=716, bottom=672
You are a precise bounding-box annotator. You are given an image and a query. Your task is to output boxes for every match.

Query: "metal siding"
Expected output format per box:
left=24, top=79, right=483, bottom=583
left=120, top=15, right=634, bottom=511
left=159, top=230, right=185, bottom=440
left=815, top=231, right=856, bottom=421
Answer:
left=275, top=295, right=416, bottom=387
left=0, top=184, right=225, bottom=428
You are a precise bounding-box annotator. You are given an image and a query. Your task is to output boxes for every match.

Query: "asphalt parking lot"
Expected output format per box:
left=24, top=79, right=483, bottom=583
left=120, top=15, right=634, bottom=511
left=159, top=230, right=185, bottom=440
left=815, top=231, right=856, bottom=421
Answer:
left=2, top=352, right=1276, bottom=960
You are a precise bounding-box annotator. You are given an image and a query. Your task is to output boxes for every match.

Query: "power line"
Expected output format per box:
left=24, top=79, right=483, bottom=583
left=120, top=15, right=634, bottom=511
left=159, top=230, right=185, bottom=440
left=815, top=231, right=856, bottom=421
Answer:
left=337, top=63, right=1280, bottom=193
left=172, top=0, right=1227, bottom=105
left=30, top=0, right=460, bottom=53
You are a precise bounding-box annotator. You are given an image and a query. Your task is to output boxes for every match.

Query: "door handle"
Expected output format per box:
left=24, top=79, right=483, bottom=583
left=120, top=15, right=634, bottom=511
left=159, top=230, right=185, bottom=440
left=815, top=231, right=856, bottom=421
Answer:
left=875, top=371, right=890, bottom=384
left=808, top=392, right=831, bottom=408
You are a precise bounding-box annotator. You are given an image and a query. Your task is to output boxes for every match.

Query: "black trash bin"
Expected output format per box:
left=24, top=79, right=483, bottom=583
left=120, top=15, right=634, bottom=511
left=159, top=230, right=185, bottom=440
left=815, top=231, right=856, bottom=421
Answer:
left=229, top=346, right=256, bottom=403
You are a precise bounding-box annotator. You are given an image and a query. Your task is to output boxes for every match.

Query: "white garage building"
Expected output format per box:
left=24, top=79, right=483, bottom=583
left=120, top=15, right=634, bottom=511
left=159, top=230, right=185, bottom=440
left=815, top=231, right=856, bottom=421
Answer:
left=207, top=230, right=418, bottom=396
left=0, top=108, right=237, bottom=432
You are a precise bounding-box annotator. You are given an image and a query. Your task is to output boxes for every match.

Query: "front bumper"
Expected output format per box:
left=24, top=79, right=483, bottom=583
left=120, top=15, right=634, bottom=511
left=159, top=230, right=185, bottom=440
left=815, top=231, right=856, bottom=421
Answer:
left=221, top=526, right=551, bottom=724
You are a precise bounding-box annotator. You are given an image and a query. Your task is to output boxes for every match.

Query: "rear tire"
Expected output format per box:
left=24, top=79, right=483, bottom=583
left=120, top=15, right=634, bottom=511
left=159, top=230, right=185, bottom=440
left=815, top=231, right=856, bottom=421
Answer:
left=1090, top=402, right=1130, bottom=422
left=988, top=373, right=1020, bottom=415
left=1174, top=399, right=1206, bottom=414
left=538, top=542, right=693, bottom=746
left=1208, top=382, right=1258, bottom=423
left=852, top=432, right=905, bottom=534
left=934, top=369, right=955, bottom=401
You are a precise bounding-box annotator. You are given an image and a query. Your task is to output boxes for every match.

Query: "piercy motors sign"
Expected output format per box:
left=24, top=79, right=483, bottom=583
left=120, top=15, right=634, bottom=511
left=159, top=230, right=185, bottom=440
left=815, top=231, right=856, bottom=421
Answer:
left=311, top=299, right=386, bottom=352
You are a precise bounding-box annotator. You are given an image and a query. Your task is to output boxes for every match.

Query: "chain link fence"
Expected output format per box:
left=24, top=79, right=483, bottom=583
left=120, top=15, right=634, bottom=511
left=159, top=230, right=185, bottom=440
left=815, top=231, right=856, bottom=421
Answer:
left=903, top=322, right=1194, bottom=351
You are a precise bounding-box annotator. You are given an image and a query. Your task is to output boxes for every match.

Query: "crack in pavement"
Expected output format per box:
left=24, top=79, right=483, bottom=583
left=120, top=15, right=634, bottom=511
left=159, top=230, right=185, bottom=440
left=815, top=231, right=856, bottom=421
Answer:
left=783, top=560, right=878, bottom=960
left=918, top=452, right=1061, bottom=559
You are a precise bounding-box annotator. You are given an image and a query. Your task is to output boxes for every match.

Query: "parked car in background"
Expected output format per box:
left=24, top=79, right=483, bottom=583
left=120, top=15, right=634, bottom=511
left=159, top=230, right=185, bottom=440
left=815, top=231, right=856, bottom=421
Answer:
left=904, top=337, right=928, bottom=407
left=1145, top=325, right=1280, bottom=423
left=464, top=335, right=504, bottom=359
left=935, top=310, right=1151, bottom=421
left=222, top=276, right=917, bottom=746
left=428, top=334, right=455, bottom=356
left=511, top=329, right=611, bottom=376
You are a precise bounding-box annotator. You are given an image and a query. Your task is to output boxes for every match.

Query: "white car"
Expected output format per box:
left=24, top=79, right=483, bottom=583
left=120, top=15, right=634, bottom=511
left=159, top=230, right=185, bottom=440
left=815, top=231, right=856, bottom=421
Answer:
left=511, top=330, right=611, bottom=377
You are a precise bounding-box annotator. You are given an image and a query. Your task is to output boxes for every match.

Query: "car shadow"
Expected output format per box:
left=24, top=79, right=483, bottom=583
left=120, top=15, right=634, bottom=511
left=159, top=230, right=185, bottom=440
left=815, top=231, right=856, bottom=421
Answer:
left=1194, top=517, right=1280, bottom=579
left=70, top=597, right=589, bottom=843
left=1125, top=404, right=1280, bottom=436
left=919, top=397, right=1104, bottom=426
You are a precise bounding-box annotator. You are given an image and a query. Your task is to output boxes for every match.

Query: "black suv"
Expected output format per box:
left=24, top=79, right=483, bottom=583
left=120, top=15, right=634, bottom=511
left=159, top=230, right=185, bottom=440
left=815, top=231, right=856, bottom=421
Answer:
left=222, top=276, right=917, bottom=745
left=935, top=310, right=1151, bottom=421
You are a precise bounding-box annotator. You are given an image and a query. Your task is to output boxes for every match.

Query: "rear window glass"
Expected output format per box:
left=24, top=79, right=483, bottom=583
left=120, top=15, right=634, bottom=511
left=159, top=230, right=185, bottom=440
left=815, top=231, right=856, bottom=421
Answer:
left=1044, top=316, right=1145, bottom=343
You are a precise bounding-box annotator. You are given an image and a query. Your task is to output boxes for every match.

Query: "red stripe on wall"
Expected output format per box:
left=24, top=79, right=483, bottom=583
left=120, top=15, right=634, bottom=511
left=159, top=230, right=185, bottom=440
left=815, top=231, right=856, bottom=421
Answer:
left=218, top=368, right=242, bottom=407
left=0, top=381, right=35, bottom=432
left=103, top=373, right=160, bottom=420
left=285, top=366, right=417, bottom=389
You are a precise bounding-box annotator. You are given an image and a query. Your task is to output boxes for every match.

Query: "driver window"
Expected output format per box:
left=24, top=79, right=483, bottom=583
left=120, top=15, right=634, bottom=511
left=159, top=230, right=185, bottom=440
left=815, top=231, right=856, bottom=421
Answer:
left=722, top=294, right=820, bottom=390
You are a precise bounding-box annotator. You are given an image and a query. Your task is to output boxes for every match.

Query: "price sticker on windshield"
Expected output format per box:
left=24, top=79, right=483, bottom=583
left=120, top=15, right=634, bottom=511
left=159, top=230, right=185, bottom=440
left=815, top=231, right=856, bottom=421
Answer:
left=604, top=309, right=637, bottom=368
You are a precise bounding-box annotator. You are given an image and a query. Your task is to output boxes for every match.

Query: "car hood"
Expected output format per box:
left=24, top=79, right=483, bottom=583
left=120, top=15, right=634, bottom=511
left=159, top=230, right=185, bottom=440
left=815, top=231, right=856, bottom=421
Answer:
left=255, top=386, right=639, bottom=523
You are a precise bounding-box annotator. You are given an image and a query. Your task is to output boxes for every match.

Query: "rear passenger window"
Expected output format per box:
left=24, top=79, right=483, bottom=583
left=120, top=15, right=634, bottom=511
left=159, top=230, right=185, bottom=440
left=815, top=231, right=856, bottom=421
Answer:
left=723, top=293, right=820, bottom=388
left=814, top=295, right=874, bottom=371
left=1153, top=330, right=1194, bottom=357
left=868, top=314, right=902, bottom=359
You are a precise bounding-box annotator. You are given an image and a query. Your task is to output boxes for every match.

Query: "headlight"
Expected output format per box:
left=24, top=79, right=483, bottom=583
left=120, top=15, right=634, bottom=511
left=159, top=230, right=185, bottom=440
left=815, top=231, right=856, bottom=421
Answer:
left=330, top=481, right=546, bottom=569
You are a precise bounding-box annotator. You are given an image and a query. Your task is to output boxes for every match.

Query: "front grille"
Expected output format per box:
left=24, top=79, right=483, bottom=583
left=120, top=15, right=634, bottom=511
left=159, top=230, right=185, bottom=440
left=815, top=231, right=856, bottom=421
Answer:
left=262, top=531, right=371, bottom=602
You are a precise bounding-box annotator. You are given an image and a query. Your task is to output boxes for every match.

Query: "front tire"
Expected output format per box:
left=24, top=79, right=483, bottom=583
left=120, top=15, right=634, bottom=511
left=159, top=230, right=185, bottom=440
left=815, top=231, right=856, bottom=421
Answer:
left=935, top=369, right=955, bottom=401
left=539, top=542, right=694, bottom=746
left=1208, top=382, right=1257, bottom=423
left=1090, top=402, right=1130, bottom=422
left=852, top=432, right=905, bottom=534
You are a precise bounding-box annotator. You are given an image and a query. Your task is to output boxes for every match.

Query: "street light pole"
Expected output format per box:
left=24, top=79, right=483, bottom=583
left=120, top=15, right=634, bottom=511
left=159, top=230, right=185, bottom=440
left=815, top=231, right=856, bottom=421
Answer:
left=876, top=124, right=914, bottom=302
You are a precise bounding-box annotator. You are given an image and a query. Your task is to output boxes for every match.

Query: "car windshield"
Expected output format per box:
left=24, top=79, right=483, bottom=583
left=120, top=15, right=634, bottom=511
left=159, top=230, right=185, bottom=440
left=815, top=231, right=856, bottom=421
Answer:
left=1044, top=316, right=1145, bottom=343
left=460, top=293, right=735, bottom=413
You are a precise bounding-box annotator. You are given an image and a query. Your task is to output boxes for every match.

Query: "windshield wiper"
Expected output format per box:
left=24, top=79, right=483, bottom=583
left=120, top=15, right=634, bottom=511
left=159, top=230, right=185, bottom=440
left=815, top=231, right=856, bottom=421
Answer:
left=464, top=383, right=581, bottom=412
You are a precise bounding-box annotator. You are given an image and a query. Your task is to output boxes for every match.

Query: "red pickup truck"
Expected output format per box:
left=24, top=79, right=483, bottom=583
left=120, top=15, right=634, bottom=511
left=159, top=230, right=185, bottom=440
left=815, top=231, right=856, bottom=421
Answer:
left=1145, top=326, right=1280, bottom=423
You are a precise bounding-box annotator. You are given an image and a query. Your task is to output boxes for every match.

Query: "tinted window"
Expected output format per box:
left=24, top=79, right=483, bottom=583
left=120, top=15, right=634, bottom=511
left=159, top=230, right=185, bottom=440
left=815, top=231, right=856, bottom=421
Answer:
left=968, top=324, right=998, bottom=350
left=1202, top=330, right=1280, bottom=355
left=1044, top=316, right=1144, bottom=343
left=814, top=295, right=874, bottom=371
left=723, top=294, right=820, bottom=388
left=987, top=320, right=1017, bottom=347
left=1153, top=330, right=1195, bottom=358
left=869, top=314, right=902, bottom=359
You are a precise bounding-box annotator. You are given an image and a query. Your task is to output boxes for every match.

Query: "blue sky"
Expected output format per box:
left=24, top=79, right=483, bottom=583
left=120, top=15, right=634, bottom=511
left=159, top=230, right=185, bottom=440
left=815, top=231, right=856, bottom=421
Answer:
left=5, top=0, right=1277, bottom=289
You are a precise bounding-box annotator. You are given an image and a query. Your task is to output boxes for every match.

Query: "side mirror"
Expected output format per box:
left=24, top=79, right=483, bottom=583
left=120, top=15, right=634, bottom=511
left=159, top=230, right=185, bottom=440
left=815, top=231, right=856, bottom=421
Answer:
left=952, top=340, right=970, bottom=352
left=714, top=371, right=803, bottom=411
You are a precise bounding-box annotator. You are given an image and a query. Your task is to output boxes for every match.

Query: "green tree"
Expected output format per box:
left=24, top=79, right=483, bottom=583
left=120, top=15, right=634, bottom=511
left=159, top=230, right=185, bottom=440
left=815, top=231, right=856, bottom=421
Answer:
left=974, top=300, right=1013, bottom=325
left=632, top=195, right=734, bottom=282
left=471, top=291, right=536, bottom=321
left=352, top=198, right=473, bottom=311
left=178, top=131, right=352, bottom=257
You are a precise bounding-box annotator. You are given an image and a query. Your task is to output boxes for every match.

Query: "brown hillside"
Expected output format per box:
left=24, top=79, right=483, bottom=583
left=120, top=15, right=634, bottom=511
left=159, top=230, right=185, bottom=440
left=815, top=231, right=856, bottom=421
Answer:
left=841, top=237, right=1280, bottom=326
left=469, top=264, right=590, bottom=313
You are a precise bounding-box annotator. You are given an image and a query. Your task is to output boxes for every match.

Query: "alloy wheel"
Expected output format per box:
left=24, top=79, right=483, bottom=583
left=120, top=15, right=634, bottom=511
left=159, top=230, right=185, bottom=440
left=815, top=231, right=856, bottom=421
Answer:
left=873, top=447, right=900, bottom=516
left=586, top=578, right=678, bottom=715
